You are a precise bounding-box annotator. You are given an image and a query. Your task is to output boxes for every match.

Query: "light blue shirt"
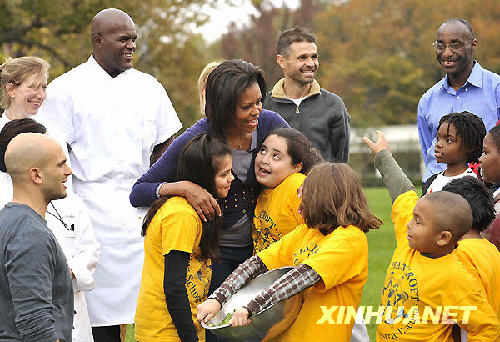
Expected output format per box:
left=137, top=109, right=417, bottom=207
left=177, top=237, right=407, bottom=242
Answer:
left=417, top=62, right=500, bottom=181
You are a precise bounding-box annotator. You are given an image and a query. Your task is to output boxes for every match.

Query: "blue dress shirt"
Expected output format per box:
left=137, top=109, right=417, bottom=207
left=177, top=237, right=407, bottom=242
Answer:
left=417, top=62, right=500, bottom=181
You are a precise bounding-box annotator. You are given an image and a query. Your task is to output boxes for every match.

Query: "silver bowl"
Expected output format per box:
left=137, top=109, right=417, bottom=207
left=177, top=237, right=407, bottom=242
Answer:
left=202, top=266, right=304, bottom=341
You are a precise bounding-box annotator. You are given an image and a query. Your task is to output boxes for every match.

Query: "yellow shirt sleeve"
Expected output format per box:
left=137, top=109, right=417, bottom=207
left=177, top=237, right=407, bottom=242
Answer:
left=456, top=239, right=500, bottom=318
left=392, top=190, right=419, bottom=247
left=257, top=224, right=306, bottom=270
left=161, top=208, right=201, bottom=256
left=303, top=226, right=367, bottom=291
left=454, top=282, right=500, bottom=340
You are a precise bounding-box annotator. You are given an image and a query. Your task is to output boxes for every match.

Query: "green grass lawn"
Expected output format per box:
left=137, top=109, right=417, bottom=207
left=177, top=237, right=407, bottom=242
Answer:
left=360, top=186, right=421, bottom=341
left=125, top=186, right=420, bottom=342
left=359, top=187, right=395, bottom=341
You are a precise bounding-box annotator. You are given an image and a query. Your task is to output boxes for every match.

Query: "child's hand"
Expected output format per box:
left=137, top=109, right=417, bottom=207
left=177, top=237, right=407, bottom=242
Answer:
left=363, top=131, right=391, bottom=155
left=229, top=308, right=252, bottom=327
left=197, top=298, right=222, bottom=323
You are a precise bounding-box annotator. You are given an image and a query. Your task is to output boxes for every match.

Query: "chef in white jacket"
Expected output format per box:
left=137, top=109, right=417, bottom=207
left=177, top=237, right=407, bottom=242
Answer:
left=37, top=8, right=182, bottom=341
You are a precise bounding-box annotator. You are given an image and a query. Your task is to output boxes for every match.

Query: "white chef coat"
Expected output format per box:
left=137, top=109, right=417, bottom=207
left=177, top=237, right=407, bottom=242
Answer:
left=0, top=170, right=100, bottom=342
left=37, top=56, right=182, bottom=325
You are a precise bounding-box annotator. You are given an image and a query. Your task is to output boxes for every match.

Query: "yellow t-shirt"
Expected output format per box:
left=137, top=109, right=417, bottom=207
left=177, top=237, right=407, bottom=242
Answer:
left=253, top=173, right=305, bottom=253
left=457, top=238, right=500, bottom=318
left=135, top=197, right=212, bottom=342
left=377, top=191, right=500, bottom=341
left=258, top=223, right=368, bottom=342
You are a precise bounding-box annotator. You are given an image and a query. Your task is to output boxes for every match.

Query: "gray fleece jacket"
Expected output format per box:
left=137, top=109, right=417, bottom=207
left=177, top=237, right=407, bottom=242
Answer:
left=263, top=78, right=351, bottom=162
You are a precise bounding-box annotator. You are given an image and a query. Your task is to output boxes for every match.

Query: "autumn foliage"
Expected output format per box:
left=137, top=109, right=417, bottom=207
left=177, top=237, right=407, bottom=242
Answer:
left=1, top=0, right=498, bottom=128
left=218, top=0, right=500, bottom=127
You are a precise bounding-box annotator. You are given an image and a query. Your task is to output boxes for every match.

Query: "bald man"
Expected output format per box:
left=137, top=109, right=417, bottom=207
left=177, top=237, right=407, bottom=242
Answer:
left=37, top=8, right=182, bottom=341
left=0, top=133, right=73, bottom=342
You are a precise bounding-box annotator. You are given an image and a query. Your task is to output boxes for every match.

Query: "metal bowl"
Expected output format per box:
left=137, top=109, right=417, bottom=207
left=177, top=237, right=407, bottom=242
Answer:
left=202, top=266, right=304, bottom=341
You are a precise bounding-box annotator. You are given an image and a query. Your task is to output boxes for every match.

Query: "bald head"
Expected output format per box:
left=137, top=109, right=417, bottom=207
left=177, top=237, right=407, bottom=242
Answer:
left=5, top=133, right=62, bottom=180
left=91, top=8, right=134, bottom=38
left=437, top=18, right=474, bottom=39
left=91, top=8, right=137, bottom=77
left=423, top=191, right=472, bottom=241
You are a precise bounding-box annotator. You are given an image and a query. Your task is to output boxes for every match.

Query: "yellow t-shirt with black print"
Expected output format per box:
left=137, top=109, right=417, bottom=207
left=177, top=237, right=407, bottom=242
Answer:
left=135, top=197, right=212, bottom=342
left=258, top=223, right=368, bottom=342
left=253, top=173, right=305, bottom=253
left=377, top=191, right=500, bottom=341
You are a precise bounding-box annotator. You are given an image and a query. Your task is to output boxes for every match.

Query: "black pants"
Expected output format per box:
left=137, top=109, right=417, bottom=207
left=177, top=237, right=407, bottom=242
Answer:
left=92, top=325, right=121, bottom=342
left=206, top=245, right=253, bottom=342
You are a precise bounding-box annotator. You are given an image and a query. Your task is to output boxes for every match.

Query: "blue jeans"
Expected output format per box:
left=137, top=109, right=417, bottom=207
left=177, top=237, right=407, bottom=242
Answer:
left=206, top=245, right=253, bottom=342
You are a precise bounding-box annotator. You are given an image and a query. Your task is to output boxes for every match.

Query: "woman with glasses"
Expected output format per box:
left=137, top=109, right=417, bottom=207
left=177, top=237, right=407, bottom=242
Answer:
left=1, top=56, right=100, bottom=342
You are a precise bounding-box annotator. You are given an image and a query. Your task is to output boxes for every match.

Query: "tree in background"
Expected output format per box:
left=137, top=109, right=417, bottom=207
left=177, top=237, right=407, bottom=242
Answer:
left=0, top=0, right=220, bottom=126
left=219, top=0, right=316, bottom=87
left=215, top=0, right=499, bottom=127
left=2, top=0, right=498, bottom=128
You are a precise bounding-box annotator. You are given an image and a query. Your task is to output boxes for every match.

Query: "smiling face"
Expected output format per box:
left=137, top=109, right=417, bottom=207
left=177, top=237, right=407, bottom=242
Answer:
left=214, top=154, right=234, bottom=198
left=255, top=134, right=302, bottom=189
left=406, top=198, right=442, bottom=255
left=479, top=134, right=500, bottom=184
left=232, top=82, right=262, bottom=134
left=278, top=41, right=318, bottom=86
left=6, top=73, right=47, bottom=117
left=94, top=14, right=137, bottom=77
left=40, top=142, right=72, bottom=201
left=435, top=21, right=476, bottom=80
left=434, top=121, right=468, bottom=166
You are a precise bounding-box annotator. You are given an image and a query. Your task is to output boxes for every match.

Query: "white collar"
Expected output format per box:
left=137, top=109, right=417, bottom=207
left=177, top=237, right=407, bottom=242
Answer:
left=86, top=55, right=134, bottom=80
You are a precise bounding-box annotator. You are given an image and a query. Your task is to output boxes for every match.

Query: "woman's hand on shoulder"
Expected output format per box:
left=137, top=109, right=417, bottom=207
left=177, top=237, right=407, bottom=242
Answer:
left=183, top=182, right=221, bottom=222
left=161, top=181, right=222, bottom=221
left=197, top=298, right=222, bottom=323
left=230, top=308, right=251, bottom=327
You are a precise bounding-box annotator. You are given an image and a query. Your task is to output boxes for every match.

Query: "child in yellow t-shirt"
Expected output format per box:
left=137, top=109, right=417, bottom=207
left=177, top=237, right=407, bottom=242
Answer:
left=253, top=127, right=321, bottom=252
left=135, top=134, right=234, bottom=342
left=197, top=163, right=382, bottom=341
left=363, top=132, right=500, bottom=341
left=441, top=177, right=500, bottom=319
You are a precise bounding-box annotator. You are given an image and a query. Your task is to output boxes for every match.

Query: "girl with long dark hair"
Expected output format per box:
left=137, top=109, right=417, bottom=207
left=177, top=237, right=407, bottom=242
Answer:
left=135, top=133, right=234, bottom=342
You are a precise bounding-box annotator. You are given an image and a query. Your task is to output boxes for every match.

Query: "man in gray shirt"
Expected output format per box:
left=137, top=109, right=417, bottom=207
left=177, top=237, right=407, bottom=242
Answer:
left=0, top=133, right=74, bottom=342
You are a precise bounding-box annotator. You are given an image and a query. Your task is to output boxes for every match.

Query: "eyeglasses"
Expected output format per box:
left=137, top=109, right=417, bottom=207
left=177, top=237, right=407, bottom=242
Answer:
left=432, top=40, right=473, bottom=52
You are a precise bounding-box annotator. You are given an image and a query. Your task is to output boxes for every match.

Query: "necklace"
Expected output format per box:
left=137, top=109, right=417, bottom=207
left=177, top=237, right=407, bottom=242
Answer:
left=228, top=133, right=250, bottom=150
left=47, top=202, right=74, bottom=231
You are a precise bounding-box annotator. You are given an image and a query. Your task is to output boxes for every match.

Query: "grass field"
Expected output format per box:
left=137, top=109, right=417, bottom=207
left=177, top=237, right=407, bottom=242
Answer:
left=125, top=186, right=420, bottom=342
left=358, top=187, right=396, bottom=341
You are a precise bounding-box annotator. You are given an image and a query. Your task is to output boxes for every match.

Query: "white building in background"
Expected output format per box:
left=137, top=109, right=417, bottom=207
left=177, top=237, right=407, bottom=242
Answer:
left=350, top=124, right=424, bottom=180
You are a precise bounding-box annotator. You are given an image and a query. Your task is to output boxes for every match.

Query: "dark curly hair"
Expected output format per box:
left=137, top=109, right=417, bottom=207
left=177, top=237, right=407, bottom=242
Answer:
left=437, top=111, right=486, bottom=163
